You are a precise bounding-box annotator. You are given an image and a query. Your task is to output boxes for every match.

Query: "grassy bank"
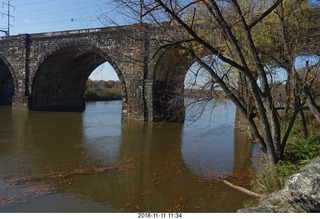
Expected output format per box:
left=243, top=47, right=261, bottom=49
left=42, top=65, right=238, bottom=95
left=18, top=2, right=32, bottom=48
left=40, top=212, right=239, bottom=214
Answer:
left=251, top=115, right=320, bottom=195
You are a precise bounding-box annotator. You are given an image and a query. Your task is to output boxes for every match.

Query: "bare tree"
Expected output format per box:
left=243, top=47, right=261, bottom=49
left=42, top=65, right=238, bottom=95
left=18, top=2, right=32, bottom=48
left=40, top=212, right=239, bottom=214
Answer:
left=103, top=0, right=320, bottom=166
left=253, top=0, right=320, bottom=139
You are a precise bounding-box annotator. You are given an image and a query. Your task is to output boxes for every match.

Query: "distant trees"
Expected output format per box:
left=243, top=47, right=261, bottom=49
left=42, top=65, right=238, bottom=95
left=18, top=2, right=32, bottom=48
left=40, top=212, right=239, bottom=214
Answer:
left=84, top=79, right=122, bottom=101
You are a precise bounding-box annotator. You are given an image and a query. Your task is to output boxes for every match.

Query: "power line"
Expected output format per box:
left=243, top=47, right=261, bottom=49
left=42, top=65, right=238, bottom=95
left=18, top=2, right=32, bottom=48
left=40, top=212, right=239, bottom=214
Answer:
left=0, top=0, right=15, bottom=36
left=1, top=0, right=107, bottom=35
left=15, top=0, right=55, bottom=7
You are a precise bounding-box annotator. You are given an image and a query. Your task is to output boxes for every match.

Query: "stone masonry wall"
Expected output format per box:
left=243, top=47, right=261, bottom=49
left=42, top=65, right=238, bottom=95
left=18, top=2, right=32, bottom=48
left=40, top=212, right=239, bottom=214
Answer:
left=0, top=26, right=151, bottom=119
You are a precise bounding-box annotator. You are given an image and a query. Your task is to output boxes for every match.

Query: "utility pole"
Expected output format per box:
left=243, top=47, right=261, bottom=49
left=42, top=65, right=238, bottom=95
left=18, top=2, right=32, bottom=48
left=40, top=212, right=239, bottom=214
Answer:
left=0, top=1, right=15, bottom=36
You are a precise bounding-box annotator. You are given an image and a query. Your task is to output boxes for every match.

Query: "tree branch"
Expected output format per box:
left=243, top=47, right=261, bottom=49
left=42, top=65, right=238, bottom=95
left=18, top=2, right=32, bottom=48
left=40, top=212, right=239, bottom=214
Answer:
left=248, top=0, right=283, bottom=29
left=154, top=0, right=248, bottom=73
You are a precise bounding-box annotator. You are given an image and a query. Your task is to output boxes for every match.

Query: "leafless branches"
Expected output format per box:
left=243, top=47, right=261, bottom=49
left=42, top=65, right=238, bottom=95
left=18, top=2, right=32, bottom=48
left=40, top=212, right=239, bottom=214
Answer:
left=103, top=0, right=320, bottom=166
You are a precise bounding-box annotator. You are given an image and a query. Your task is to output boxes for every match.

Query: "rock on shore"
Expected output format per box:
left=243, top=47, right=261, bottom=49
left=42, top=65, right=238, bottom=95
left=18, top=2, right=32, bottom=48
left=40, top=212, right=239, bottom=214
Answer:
left=238, top=156, right=320, bottom=213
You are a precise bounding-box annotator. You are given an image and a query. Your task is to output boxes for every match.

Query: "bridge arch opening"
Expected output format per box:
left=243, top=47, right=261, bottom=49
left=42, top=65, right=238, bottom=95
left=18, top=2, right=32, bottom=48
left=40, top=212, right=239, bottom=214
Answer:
left=85, top=62, right=122, bottom=102
left=152, top=48, right=194, bottom=122
left=30, top=46, right=127, bottom=113
left=0, top=58, right=14, bottom=106
left=153, top=50, right=239, bottom=123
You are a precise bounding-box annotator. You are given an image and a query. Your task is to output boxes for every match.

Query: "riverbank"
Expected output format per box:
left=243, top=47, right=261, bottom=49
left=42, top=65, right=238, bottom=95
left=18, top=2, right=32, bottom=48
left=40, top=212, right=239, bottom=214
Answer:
left=235, top=127, right=320, bottom=212
left=238, top=156, right=320, bottom=212
left=84, top=79, right=122, bottom=101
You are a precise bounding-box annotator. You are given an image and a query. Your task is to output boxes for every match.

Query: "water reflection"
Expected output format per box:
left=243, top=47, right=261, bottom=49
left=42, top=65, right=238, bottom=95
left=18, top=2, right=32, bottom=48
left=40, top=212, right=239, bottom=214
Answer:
left=0, top=100, right=257, bottom=212
left=182, top=101, right=236, bottom=178
left=82, top=101, right=122, bottom=166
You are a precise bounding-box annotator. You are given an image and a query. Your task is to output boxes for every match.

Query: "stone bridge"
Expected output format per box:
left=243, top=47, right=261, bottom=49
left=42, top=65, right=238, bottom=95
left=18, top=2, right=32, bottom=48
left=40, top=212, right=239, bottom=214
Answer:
left=0, top=24, right=194, bottom=122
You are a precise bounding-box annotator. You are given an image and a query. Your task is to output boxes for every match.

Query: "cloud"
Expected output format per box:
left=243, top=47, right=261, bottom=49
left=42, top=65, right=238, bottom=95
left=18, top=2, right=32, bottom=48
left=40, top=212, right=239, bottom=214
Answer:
left=24, top=19, right=31, bottom=24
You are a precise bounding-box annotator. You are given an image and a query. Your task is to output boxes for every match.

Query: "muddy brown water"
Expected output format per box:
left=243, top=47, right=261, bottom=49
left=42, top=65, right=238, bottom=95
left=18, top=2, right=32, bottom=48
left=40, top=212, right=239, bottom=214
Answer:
left=0, top=100, right=261, bottom=212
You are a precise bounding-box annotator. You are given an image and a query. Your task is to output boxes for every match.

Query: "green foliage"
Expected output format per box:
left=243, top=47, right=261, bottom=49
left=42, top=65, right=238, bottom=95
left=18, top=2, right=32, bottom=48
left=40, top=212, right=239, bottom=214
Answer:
left=84, top=79, right=122, bottom=101
left=251, top=161, right=297, bottom=194
left=285, top=135, right=320, bottom=165
left=84, top=89, right=121, bottom=101
left=252, top=131, right=320, bottom=195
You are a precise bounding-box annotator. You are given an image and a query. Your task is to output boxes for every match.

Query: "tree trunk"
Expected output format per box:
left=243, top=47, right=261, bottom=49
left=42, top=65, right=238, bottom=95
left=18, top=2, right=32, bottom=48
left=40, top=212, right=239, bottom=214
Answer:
left=299, top=109, right=308, bottom=138
left=306, top=96, right=320, bottom=124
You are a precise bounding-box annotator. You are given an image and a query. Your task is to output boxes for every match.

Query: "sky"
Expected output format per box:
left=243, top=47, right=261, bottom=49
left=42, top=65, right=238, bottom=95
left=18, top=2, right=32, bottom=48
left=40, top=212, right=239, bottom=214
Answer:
left=1, top=0, right=319, bottom=82
left=0, top=0, right=120, bottom=81
left=0, top=0, right=108, bottom=35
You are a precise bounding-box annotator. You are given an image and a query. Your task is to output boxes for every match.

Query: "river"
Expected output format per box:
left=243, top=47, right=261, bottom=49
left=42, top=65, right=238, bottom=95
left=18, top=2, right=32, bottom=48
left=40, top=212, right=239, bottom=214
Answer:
left=0, top=100, right=260, bottom=212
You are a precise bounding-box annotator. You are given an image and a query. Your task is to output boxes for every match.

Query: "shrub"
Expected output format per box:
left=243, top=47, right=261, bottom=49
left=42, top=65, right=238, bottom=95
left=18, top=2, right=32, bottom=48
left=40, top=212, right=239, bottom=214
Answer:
left=251, top=161, right=297, bottom=194
left=251, top=134, right=320, bottom=195
left=285, top=135, right=320, bottom=165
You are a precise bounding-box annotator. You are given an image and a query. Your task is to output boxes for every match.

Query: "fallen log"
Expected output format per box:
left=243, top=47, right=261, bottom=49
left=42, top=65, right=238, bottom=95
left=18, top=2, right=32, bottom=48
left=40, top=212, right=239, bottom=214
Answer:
left=222, top=180, right=263, bottom=198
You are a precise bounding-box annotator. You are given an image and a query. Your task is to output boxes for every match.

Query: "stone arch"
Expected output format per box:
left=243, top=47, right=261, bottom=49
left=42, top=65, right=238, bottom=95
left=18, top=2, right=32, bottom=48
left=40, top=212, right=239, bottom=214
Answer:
left=0, top=54, right=16, bottom=106
left=30, top=42, right=128, bottom=112
left=151, top=47, right=194, bottom=122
